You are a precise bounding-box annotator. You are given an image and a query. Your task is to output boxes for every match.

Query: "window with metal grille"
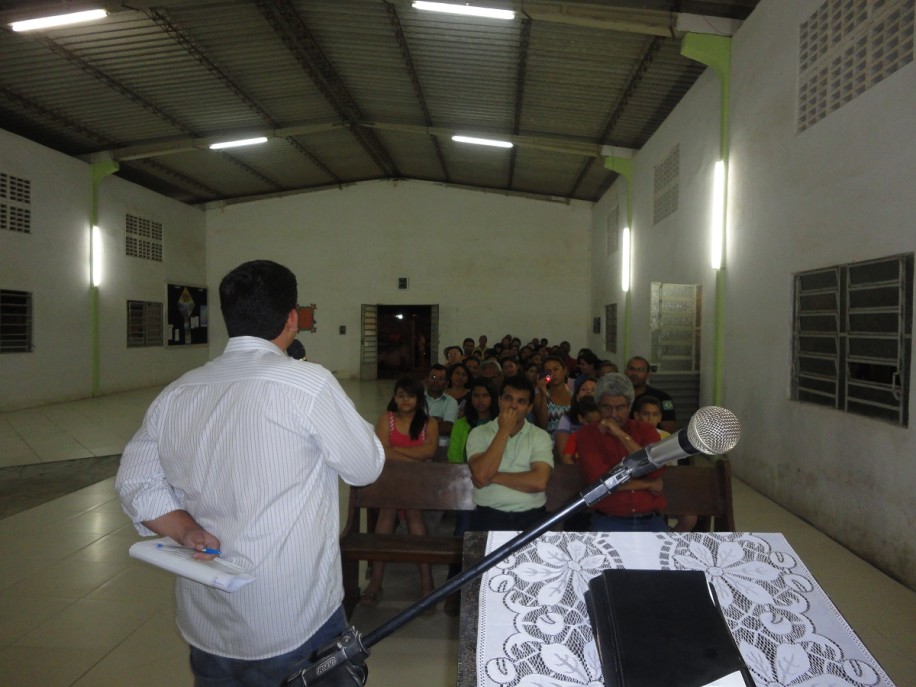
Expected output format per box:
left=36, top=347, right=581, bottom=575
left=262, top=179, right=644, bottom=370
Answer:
left=126, top=214, right=163, bottom=262
left=127, top=300, right=164, bottom=347
left=792, top=253, right=912, bottom=426
left=653, top=145, right=679, bottom=225
left=0, top=172, right=32, bottom=234
left=605, top=303, right=618, bottom=354
left=0, top=289, right=33, bottom=353
left=650, top=282, right=701, bottom=372
left=798, top=0, right=914, bottom=132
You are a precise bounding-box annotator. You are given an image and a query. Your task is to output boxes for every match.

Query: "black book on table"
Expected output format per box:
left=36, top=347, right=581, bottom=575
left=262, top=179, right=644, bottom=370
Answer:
left=584, top=569, right=754, bottom=687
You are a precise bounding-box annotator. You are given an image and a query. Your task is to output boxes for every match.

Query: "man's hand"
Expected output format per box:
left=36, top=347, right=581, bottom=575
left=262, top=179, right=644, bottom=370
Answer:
left=143, top=509, right=222, bottom=560
left=496, top=406, right=518, bottom=434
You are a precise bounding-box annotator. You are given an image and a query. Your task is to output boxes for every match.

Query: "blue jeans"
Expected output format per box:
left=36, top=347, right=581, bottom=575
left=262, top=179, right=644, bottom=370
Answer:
left=189, top=605, right=348, bottom=686
left=590, top=512, right=668, bottom=532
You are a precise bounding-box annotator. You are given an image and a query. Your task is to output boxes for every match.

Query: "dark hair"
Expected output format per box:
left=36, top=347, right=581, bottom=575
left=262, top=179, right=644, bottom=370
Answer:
left=501, top=374, right=535, bottom=404
left=443, top=345, right=462, bottom=357
left=386, top=377, right=429, bottom=440
left=447, top=362, right=472, bottom=389
left=463, top=337, right=474, bottom=345
left=543, top=355, right=566, bottom=372
left=575, top=395, right=599, bottom=419
left=429, top=363, right=447, bottom=375
left=577, top=351, right=600, bottom=368
left=567, top=376, right=597, bottom=420
left=286, top=339, right=306, bottom=360
left=219, top=260, right=297, bottom=339
left=465, top=378, right=499, bottom=426
left=634, top=395, right=662, bottom=413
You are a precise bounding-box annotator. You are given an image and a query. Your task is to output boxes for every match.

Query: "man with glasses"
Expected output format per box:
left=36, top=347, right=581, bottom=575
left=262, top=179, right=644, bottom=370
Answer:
left=625, top=355, right=677, bottom=433
left=575, top=373, right=667, bottom=532
left=426, top=364, right=458, bottom=447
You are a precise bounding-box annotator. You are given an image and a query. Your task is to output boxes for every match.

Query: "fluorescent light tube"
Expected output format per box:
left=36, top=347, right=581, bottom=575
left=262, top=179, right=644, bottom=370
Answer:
left=209, top=137, right=268, bottom=150
left=92, top=225, right=102, bottom=287
left=621, top=226, right=631, bottom=292
left=11, top=9, right=107, bottom=32
left=710, top=160, right=725, bottom=270
left=413, top=2, right=515, bottom=20
left=452, top=135, right=513, bottom=149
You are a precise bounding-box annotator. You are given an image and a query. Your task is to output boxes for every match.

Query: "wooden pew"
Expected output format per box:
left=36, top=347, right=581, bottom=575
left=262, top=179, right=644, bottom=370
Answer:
left=662, top=459, right=735, bottom=532
left=338, top=460, right=474, bottom=617
left=544, top=459, right=736, bottom=532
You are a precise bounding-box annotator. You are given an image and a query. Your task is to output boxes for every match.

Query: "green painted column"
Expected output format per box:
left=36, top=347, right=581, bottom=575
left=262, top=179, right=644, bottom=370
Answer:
left=89, top=160, right=119, bottom=397
left=603, top=157, right=633, bottom=364
left=681, top=33, right=731, bottom=406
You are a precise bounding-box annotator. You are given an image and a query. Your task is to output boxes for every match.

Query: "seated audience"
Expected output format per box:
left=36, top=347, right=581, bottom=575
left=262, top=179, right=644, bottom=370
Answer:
left=464, top=356, right=480, bottom=379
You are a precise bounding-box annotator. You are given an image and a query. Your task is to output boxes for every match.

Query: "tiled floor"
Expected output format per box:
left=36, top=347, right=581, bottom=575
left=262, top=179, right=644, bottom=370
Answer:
left=0, top=381, right=913, bottom=686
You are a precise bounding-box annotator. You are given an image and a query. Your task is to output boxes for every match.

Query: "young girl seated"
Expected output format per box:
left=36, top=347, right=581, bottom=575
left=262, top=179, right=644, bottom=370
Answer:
left=361, top=378, right=439, bottom=607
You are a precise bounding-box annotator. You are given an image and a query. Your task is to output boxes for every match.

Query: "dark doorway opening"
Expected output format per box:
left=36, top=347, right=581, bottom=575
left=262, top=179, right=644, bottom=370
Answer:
left=376, top=305, right=433, bottom=379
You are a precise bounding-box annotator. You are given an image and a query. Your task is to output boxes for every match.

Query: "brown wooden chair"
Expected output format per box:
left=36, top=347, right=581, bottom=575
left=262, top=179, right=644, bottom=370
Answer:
left=663, top=459, right=735, bottom=532
left=338, top=460, right=475, bottom=617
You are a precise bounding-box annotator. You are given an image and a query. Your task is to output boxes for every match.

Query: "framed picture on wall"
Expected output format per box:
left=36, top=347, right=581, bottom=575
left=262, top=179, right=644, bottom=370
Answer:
left=167, top=283, right=208, bottom=346
left=298, top=304, right=317, bottom=332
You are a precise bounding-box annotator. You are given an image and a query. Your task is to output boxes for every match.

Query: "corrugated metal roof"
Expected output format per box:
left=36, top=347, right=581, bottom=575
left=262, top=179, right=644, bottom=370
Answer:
left=0, top=0, right=759, bottom=205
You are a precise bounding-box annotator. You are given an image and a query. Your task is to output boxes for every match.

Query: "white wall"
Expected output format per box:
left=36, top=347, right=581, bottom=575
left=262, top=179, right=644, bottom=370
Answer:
left=0, top=129, right=208, bottom=410
left=591, top=0, right=916, bottom=587
left=1, top=129, right=92, bottom=407
left=95, top=174, right=208, bottom=393
left=205, top=180, right=592, bottom=376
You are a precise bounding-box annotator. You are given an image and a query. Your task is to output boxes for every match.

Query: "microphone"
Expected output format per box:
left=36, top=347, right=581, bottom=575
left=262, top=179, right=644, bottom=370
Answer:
left=582, top=406, right=741, bottom=505
left=620, top=405, right=741, bottom=479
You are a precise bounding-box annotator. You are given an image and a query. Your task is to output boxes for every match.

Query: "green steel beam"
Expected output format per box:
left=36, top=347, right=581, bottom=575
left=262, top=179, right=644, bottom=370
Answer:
left=89, top=160, right=119, bottom=397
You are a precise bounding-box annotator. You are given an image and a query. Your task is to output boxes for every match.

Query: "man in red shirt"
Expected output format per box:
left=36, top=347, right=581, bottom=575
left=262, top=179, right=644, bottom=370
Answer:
left=575, top=373, right=667, bottom=531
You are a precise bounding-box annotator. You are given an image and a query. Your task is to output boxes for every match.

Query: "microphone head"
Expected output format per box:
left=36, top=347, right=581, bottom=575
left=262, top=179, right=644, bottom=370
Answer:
left=686, top=406, right=741, bottom=455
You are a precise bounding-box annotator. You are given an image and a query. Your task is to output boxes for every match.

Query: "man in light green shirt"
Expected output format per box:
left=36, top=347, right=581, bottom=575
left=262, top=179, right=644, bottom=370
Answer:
left=466, top=375, right=554, bottom=531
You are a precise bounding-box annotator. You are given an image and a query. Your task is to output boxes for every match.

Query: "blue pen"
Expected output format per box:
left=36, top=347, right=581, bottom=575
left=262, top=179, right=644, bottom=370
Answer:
left=157, top=543, right=222, bottom=556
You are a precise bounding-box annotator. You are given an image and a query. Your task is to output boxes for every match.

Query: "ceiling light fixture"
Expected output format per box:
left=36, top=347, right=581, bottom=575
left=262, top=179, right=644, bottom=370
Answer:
left=710, top=160, right=726, bottom=270
left=413, top=2, right=515, bottom=21
left=10, top=9, right=108, bottom=32
left=208, top=137, right=269, bottom=150
left=452, top=135, right=513, bottom=149
left=621, top=226, right=631, bottom=292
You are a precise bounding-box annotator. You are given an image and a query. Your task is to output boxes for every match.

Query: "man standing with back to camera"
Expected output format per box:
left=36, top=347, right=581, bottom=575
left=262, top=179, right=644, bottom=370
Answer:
left=116, top=260, right=384, bottom=686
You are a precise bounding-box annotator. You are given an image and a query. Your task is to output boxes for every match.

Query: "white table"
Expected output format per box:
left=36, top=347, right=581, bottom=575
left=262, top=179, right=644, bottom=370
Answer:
left=469, top=531, right=894, bottom=687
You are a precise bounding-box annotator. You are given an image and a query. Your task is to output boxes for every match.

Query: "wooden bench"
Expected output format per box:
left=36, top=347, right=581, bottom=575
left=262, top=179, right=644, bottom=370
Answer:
left=339, top=460, right=475, bottom=617
left=544, top=459, right=736, bottom=532
left=663, top=459, right=735, bottom=532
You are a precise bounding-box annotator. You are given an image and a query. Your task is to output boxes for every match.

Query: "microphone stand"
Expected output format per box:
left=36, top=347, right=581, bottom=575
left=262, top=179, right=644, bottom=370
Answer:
left=286, top=464, right=636, bottom=686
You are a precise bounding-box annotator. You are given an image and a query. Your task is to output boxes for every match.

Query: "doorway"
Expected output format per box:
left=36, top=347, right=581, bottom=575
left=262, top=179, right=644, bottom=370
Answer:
left=360, top=304, right=437, bottom=380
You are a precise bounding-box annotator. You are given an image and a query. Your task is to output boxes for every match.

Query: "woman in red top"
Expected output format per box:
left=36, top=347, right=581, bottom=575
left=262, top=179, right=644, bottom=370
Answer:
left=361, top=378, right=439, bottom=606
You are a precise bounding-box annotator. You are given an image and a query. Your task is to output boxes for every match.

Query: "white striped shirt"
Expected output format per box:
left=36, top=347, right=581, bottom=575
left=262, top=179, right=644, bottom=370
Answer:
left=115, top=336, right=384, bottom=659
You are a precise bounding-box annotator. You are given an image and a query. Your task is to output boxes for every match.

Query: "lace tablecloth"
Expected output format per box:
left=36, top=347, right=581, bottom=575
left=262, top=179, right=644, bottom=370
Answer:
left=476, top=531, right=893, bottom=687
